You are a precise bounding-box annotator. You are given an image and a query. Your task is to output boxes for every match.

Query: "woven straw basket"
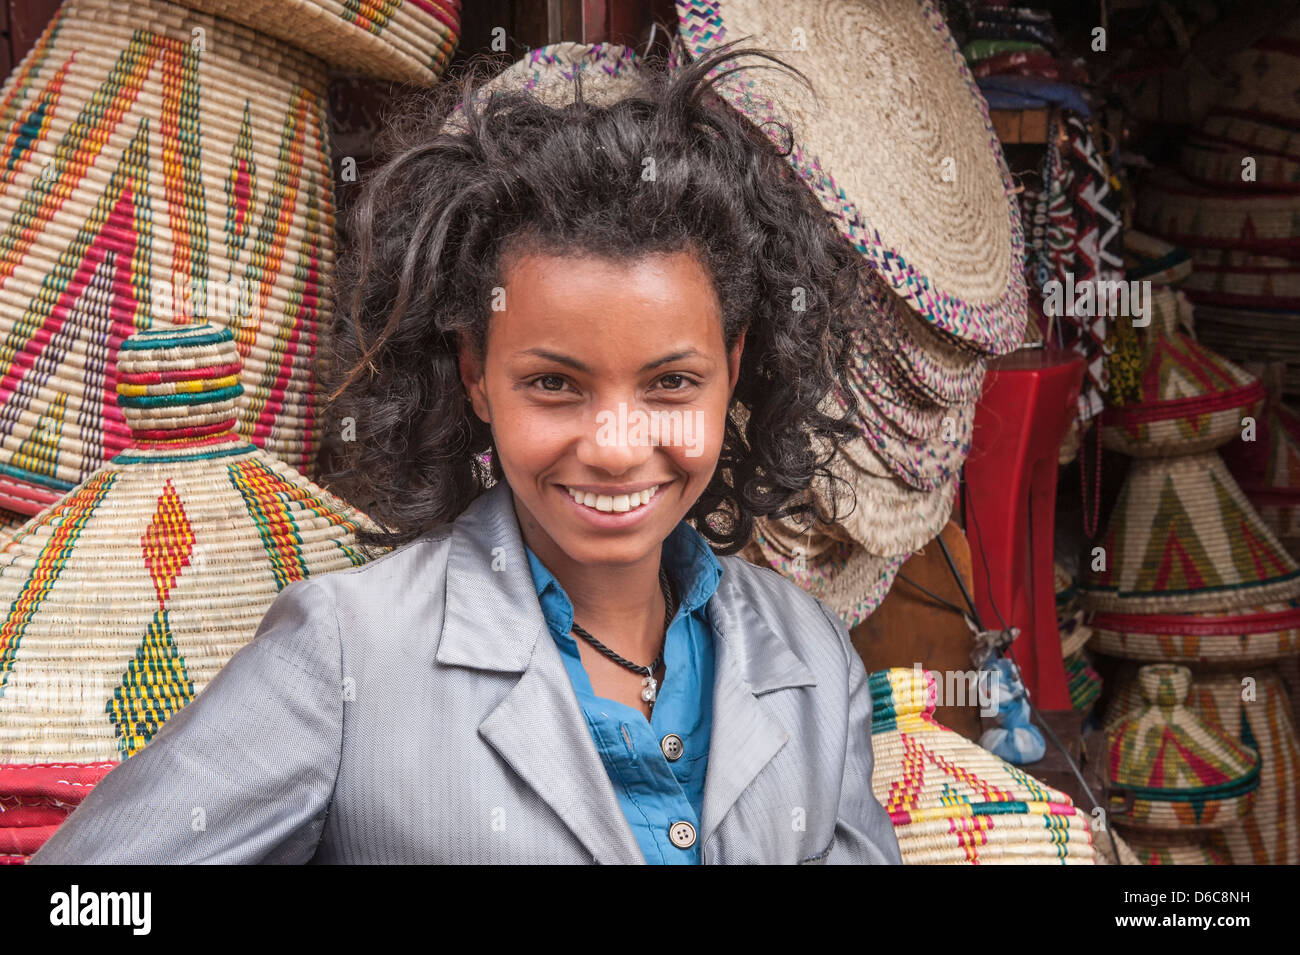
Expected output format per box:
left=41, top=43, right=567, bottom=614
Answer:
left=1179, top=138, right=1300, bottom=193
left=1224, top=398, right=1300, bottom=558
left=1100, top=288, right=1264, bottom=457
left=1106, top=664, right=1300, bottom=865
left=1201, top=112, right=1300, bottom=162
left=869, top=668, right=1095, bottom=864
left=0, top=323, right=381, bottom=862
left=1107, top=665, right=1259, bottom=831
left=0, top=0, right=342, bottom=515
left=1219, top=18, right=1300, bottom=131
left=1185, top=247, right=1300, bottom=310
left=675, top=0, right=1027, bottom=354
left=1081, top=451, right=1300, bottom=614
left=1137, top=170, right=1300, bottom=256
left=173, top=0, right=460, bottom=85
left=1194, top=304, right=1300, bottom=398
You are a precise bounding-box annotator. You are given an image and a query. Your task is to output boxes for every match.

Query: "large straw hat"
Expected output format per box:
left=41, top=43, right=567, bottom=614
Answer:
left=0, top=323, right=381, bottom=860
left=1080, top=452, right=1300, bottom=614
left=676, top=0, right=1027, bottom=354
left=1137, top=169, right=1300, bottom=256
left=173, top=0, right=460, bottom=85
left=0, top=0, right=339, bottom=515
left=869, top=667, right=1095, bottom=864
left=742, top=519, right=904, bottom=629
left=1107, top=665, right=1259, bottom=831
left=1100, top=288, right=1264, bottom=457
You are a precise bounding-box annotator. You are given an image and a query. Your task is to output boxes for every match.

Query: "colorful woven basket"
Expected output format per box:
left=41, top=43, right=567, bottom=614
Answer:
left=1089, top=601, right=1300, bottom=665
left=0, top=0, right=338, bottom=515
left=1137, top=169, right=1300, bottom=256
left=0, top=323, right=381, bottom=862
left=1106, top=664, right=1300, bottom=865
left=173, top=0, right=460, bottom=85
left=1100, top=288, right=1265, bottom=456
left=869, top=667, right=1095, bottom=864
left=675, top=0, right=1027, bottom=354
left=1219, top=20, right=1300, bottom=131
left=1224, top=398, right=1300, bottom=557
left=1179, top=137, right=1300, bottom=193
left=1201, top=112, right=1300, bottom=162
left=1107, top=665, right=1259, bottom=831
left=1081, top=451, right=1300, bottom=614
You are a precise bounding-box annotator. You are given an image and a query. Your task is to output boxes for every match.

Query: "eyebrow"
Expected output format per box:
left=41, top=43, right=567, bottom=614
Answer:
left=521, top=348, right=705, bottom=373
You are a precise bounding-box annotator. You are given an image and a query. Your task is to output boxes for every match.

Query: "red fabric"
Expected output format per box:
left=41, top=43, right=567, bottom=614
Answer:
left=0, top=762, right=116, bottom=802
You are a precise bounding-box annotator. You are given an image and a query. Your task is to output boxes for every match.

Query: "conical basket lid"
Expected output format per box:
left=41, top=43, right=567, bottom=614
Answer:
left=868, top=667, right=1093, bottom=864
left=1080, top=451, right=1300, bottom=613
left=1107, top=665, right=1259, bottom=830
left=0, top=323, right=382, bottom=765
left=1102, top=289, right=1264, bottom=456
left=173, top=0, right=461, bottom=85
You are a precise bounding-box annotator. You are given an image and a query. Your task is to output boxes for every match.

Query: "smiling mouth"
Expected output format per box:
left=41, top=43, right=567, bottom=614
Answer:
left=563, top=484, right=662, bottom=513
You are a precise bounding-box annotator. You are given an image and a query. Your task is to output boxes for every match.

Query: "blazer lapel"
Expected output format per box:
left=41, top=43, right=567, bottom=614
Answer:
left=435, top=482, right=646, bottom=864
left=700, top=569, right=820, bottom=859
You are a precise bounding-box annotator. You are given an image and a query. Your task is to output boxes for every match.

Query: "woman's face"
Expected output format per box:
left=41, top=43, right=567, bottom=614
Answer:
left=460, top=249, right=744, bottom=569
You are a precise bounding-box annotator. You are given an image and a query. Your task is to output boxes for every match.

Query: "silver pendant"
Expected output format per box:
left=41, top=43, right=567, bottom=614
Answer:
left=641, top=675, right=658, bottom=702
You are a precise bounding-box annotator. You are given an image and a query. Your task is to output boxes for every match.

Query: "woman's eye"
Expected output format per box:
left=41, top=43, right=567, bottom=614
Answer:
left=658, top=373, right=689, bottom=390
left=534, top=375, right=567, bottom=392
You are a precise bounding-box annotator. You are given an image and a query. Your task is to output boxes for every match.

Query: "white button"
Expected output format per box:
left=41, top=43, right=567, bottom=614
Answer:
left=669, top=821, right=697, bottom=849
left=661, top=733, right=684, bottom=761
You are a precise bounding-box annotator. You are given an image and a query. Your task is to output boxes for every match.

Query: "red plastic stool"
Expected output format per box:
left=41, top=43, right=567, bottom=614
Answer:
left=963, top=347, right=1085, bottom=711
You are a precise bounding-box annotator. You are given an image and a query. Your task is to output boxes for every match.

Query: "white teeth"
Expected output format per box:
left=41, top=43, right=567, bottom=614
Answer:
left=566, top=485, right=660, bottom=513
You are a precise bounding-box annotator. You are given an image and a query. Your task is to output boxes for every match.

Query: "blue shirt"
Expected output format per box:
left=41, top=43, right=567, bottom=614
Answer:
left=524, top=521, right=722, bottom=864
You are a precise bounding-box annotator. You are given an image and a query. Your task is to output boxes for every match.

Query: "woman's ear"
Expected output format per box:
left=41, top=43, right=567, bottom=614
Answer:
left=458, top=337, right=491, bottom=425
left=726, top=327, right=747, bottom=394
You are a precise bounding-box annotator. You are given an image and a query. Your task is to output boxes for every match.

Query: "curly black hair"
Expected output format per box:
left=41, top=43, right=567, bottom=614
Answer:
left=322, top=39, right=899, bottom=555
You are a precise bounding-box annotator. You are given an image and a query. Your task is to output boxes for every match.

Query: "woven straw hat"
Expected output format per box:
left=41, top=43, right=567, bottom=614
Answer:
left=173, top=0, right=460, bottom=85
left=0, top=323, right=380, bottom=859
left=1081, top=451, right=1300, bottom=613
left=1107, top=665, right=1259, bottom=831
left=741, top=520, right=904, bottom=629
left=0, top=0, right=338, bottom=515
left=1138, top=169, right=1300, bottom=256
left=676, top=0, right=1027, bottom=353
left=1106, top=665, right=1300, bottom=864
left=1100, top=288, right=1264, bottom=457
left=869, top=667, right=1095, bottom=864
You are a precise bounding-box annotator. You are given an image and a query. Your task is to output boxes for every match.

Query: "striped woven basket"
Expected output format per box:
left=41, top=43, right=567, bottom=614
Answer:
left=1179, top=137, right=1300, bottom=193
left=869, top=667, right=1095, bottom=864
left=1107, top=665, right=1259, bottom=831
left=675, top=0, right=1027, bottom=355
left=1184, top=247, right=1300, bottom=311
left=0, top=323, right=382, bottom=863
left=1193, top=304, right=1300, bottom=398
left=1080, top=451, right=1300, bottom=614
left=1106, top=664, right=1300, bottom=865
left=1100, top=288, right=1265, bottom=456
left=1201, top=112, right=1300, bottom=162
left=1137, top=170, right=1300, bottom=256
left=1089, top=601, right=1300, bottom=665
left=173, top=0, right=460, bottom=85
left=1219, top=21, right=1300, bottom=131
left=1223, top=398, right=1300, bottom=556
left=0, top=0, right=339, bottom=515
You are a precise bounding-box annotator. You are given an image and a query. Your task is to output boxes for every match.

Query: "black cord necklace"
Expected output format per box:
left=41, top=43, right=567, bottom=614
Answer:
left=571, top=566, right=676, bottom=706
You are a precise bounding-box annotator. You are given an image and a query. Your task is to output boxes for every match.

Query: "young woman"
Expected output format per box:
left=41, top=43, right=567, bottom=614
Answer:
left=30, top=43, right=902, bottom=865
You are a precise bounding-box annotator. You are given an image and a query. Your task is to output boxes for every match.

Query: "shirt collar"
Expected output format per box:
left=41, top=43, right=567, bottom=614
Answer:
left=524, top=519, right=724, bottom=631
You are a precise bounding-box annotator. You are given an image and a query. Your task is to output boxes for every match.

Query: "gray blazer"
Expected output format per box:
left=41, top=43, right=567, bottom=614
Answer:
left=30, top=481, right=902, bottom=864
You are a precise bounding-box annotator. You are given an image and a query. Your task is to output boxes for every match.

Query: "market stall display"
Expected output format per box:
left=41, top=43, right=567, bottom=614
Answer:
left=0, top=323, right=381, bottom=863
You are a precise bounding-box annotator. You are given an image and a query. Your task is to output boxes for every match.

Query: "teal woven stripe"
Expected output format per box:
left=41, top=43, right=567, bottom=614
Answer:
left=118, top=327, right=233, bottom=350
left=115, top=384, right=243, bottom=408
left=110, top=444, right=253, bottom=465
left=0, top=460, right=75, bottom=491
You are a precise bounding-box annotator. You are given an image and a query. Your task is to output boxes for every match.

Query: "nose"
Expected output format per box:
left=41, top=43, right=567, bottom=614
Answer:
left=576, top=399, right=656, bottom=475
